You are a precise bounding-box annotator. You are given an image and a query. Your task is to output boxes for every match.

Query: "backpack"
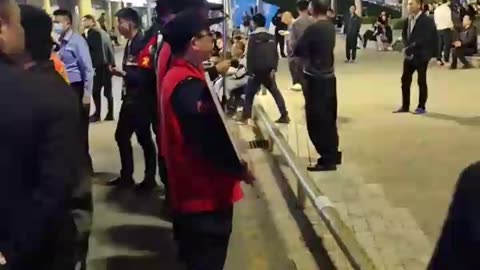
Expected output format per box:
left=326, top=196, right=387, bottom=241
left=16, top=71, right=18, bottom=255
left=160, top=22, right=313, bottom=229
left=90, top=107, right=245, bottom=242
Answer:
left=247, top=32, right=278, bottom=74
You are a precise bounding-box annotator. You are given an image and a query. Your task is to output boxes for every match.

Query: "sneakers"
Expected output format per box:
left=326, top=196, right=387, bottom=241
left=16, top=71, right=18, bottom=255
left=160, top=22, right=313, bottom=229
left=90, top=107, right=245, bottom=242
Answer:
left=290, top=83, right=302, bottom=92
left=413, top=108, right=427, bottom=115
left=275, top=114, right=291, bottom=124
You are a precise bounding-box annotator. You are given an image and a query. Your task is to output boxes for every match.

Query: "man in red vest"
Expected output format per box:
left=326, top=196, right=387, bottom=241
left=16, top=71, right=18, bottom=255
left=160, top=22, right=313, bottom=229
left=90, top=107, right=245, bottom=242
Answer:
left=161, top=9, right=254, bottom=270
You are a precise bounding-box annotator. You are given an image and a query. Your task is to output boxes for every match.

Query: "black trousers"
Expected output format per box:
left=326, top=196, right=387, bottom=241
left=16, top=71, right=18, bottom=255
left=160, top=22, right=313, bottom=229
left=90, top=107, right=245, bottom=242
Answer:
left=92, top=65, right=113, bottom=119
left=276, top=34, right=286, bottom=57
left=451, top=47, right=474, bottom=68
left=243, top=71, right=287, bottom=118
left=115, top=102, right=157, bottom=181
left=362, top=30, right=376, bottom=48
left=70, top=82, right=93, bottom=174
left=437, top=29, right=452, bottom=62
left=173, top=207, right=233, bottom=270
left=400, top=59, right=429, bottom=110
left=346, top=36, right=358, bottom=60
left=151, top=108, right=168, bottom=189
left=288, top=57, right=303, bottom=85
left=303, top=74, right=339, bottom=164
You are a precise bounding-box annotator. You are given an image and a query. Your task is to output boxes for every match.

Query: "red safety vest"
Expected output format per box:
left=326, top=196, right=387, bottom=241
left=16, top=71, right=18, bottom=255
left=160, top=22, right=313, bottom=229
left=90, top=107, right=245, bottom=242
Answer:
left=160, top=59, right=243, bottom=213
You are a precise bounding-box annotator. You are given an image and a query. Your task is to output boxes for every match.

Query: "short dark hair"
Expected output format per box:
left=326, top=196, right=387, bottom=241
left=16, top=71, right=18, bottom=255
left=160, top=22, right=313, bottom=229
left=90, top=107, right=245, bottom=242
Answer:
left=297, top=0, right=309, bottom=11
left=252, top=13, right=266, bottom=27
left=20, top=4, right=53, bottom=62
left=53, top=9, right=72, bottom=23
left=83, top=14, right=96, bottom=23
left=310, top=0, right=330, bottom=15
left=115, top=7, right=141, bottom=28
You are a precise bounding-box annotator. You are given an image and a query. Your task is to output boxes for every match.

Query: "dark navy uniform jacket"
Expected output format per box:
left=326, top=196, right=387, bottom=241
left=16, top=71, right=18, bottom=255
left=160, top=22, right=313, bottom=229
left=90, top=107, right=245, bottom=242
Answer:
left=122, top=31, right=156, bottom=105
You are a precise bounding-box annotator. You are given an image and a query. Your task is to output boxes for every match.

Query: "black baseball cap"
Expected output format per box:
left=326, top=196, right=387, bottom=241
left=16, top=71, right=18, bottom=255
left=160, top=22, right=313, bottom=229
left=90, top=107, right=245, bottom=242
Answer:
left=164, top=8, right=221, bottom=54
left=165, top=0, right=223, bottom=14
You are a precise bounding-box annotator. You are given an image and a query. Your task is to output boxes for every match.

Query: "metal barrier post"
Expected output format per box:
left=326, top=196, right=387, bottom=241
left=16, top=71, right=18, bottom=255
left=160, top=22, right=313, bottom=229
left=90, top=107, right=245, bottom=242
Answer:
left=252, top=104, right=377, bottom=270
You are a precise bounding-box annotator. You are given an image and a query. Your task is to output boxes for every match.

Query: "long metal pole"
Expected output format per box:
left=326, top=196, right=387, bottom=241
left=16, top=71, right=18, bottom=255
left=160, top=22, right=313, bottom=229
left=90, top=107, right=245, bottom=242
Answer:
left=222, top=0, right=229, bottom=108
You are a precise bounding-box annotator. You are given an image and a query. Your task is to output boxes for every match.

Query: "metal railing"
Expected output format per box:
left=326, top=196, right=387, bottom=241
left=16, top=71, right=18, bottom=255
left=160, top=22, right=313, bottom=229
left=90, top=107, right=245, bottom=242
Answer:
left=252, top=104, right=377, bottom=270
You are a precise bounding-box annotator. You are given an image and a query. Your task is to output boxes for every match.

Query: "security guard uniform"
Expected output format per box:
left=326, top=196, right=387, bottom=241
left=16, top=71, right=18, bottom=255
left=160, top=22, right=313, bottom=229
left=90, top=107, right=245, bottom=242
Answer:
left=111, top=31, right=157, bottom=186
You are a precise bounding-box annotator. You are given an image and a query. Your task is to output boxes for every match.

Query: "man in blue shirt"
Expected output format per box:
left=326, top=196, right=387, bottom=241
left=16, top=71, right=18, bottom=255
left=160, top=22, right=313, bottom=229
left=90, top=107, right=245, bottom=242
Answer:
left=53, top=9, right=94, bottom=175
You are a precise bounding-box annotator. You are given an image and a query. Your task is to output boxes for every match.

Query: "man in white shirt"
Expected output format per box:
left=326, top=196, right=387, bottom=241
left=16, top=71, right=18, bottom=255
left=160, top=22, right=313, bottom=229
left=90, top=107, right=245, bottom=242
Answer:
left=434, top=0, right=454, bottom=65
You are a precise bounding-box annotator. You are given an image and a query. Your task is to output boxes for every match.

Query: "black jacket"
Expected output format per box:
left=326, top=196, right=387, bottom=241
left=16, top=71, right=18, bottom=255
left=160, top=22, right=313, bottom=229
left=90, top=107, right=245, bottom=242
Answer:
left=83, top=28, right=104, bottom=68
left=0, top=54, right=83, bottom=269
left=459, top=25, right=478, bottom=54
left=346, top=14, right=362, bottom=41
left=247, top=29, right=279, bottom=73
left=429, top=162, right=480, bottom=270
left=402, top=13, right=438, bottom=62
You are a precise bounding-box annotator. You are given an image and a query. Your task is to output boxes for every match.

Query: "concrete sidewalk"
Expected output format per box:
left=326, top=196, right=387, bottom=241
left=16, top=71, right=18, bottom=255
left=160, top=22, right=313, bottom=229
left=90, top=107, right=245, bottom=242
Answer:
left=255, top=37, right=480, bottom=269
left=85, top=51, right=300, bottom=270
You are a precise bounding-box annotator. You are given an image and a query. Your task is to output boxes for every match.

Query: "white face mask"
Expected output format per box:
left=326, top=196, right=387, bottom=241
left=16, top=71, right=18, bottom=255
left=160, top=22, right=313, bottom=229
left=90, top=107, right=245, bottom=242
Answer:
left=53, top=23, right=65, bottom=35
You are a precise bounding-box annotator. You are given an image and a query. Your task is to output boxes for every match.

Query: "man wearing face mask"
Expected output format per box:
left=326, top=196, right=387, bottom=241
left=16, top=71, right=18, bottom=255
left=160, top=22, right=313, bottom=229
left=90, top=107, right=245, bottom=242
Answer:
left=53, top=9, right=95, bottom=175
left=0, top=1, right=83, bottom=269
left=108, top=8, right=157, bottom=189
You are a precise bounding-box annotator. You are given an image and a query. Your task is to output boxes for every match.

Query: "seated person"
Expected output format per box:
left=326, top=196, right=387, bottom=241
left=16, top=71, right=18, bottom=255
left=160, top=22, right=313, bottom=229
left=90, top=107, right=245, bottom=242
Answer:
left=451, top=14, right=477, bottom=69
left=363, top=15, right=393, bottom=50
left=213, top=41, right=248, bottom=114
left=376, top=23, right=393, bottom=51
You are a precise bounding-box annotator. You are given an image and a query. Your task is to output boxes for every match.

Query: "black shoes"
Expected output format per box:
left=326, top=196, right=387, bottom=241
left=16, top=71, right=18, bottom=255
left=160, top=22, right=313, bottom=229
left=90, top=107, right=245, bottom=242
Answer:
left=89, top=116, right=100, bottom=123
left=104, top=114, right=114, bottom=121
left=307, top=152, right=342, bottom=172
left=393, top=108, right=409, bottom=113
left=107, top=176, right=135, bottom=187
left=136, top=179, right=158, bottom=192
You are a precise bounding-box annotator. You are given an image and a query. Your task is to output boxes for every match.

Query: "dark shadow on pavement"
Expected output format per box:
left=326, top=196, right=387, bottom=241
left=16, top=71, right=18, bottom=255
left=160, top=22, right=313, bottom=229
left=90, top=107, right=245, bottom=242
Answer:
left=91, top=224, right=183, bottom=270
left=88, top=254, right=184, bottom=270
left=338, top=116, right=352, bottom=125
left=102, top=186, right=170, bottom=220
left=266, top=156, right=337, bottom=270
left=424, top=112, right=480, bottom=127
left=93, top=172, right=118, bottom=184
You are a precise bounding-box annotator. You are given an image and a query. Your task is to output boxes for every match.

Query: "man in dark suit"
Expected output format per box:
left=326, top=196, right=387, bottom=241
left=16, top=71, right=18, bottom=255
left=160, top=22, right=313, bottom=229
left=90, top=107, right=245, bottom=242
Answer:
left=450, top=14, right=477, bottom=70
left=394, top=0, right=437, bottom=115
left=82, top=14, right=106, bottom=122
left=0, top=1, right=84, bottom=269
left=345, top=5, right=361, bottom=63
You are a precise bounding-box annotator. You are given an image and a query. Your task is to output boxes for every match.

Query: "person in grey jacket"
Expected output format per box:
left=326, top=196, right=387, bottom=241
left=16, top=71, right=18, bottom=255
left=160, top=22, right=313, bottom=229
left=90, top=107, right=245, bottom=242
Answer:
left=240, top=13, right=290, bottom=124
left=287, top=0, right=314, bottom=91
left=83, top=14, right=115, bottom=122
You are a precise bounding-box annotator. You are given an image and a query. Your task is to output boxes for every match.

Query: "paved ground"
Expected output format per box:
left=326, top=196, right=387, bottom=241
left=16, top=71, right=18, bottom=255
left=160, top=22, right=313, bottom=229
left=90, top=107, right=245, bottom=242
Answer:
left=257, top=36, right=480, bottom=269
left=84, top=55, right=297, bottom=270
